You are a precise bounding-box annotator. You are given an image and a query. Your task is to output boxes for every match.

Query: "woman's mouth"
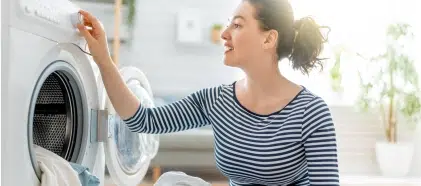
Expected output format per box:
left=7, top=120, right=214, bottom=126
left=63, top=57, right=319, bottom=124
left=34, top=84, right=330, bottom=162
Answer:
left=224, top=46, right=234, bottom=54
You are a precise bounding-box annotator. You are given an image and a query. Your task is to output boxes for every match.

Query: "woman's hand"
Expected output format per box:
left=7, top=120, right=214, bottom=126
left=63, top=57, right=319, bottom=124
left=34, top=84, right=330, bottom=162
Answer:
left=76, top=10, right=111, bottom=65
left=76, top=11, right=141, bottom=120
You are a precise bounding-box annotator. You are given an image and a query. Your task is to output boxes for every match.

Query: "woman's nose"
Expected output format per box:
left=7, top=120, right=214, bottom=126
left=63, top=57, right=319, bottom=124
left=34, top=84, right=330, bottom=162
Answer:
left=221, top=27, right=230, bottom=41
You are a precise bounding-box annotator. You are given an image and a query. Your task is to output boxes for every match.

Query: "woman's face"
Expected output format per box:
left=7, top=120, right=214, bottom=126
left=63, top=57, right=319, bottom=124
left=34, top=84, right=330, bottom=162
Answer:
left=221, top=1, right=270, bottom=68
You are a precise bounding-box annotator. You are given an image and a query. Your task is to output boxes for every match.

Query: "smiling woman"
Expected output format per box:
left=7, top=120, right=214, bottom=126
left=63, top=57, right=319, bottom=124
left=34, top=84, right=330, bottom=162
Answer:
left=221, top=0, right=327, bottom=76
left=77, top=0, right=339, bottom=185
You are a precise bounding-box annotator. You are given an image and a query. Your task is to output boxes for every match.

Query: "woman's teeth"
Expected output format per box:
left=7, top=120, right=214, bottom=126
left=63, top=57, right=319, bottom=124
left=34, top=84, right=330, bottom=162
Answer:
left=225, top=47, right=233, bottom=52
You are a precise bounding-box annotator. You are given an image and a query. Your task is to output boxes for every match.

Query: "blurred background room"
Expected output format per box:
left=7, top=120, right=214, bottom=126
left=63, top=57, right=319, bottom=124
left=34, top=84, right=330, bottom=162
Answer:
left=71, top=0, right=421, bottom=185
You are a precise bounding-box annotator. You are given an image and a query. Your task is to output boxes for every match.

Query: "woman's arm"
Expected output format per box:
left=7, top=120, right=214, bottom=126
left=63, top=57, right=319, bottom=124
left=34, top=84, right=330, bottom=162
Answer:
left=77, top=10, right=142, bottom=120
left=76, top=10, right=220, bottom=133
left=98, top=56, right=221, bottom=134
left=123, top=86, right=221, bottom=134
left=301, top=97, right=340, bottom=185
left=99, top=58, right=142, bottom=120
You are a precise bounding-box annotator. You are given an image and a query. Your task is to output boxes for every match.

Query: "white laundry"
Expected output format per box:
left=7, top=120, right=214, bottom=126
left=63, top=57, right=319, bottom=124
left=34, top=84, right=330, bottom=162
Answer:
left=154, top=171, right=211, bottom=186
left=34, top=145, right=82, bottom=186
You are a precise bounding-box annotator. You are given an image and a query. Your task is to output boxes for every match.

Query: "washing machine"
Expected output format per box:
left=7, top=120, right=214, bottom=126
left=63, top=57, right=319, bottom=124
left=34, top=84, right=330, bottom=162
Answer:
left=2, top=0, right=159, bottom=185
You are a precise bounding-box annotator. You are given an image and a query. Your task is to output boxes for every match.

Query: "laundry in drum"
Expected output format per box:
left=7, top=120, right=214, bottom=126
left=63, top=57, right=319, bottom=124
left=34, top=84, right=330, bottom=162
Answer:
left=70, top=162, right=101, bottom=186
left=34, top=145, right=100, bottom=186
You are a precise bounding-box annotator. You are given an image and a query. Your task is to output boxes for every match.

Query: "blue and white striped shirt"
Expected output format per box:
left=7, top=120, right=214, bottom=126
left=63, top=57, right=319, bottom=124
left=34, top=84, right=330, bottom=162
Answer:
left=124, top=82, right=340, bottom=186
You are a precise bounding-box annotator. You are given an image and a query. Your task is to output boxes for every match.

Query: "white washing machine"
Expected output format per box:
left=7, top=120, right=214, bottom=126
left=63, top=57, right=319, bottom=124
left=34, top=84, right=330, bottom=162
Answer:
left=2, top=0, right=159, bottom=185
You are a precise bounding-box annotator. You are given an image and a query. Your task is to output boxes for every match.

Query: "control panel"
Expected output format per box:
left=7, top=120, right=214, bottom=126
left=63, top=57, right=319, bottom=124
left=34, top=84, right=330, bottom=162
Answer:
left=12, top=0, right=86, bottom=43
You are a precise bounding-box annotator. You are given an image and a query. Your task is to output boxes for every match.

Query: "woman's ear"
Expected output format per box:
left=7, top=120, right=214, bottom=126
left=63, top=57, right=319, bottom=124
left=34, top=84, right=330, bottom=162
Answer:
left=262, top=30, right=278, bottom=50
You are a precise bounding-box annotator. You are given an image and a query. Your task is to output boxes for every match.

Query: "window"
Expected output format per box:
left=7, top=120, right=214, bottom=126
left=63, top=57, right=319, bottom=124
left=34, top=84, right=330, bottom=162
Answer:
left=281, top=0, right=421, bottom=106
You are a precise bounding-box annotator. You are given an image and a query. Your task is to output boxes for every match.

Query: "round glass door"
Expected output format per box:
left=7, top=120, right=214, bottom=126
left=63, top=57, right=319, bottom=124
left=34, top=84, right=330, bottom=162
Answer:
left=125, top=79, right=159, bottom=159
left=102, top=66, right=154, bottom=185
left=111, top=79, right=155, bottom=174
left=112, top=114, right=145, bottom=174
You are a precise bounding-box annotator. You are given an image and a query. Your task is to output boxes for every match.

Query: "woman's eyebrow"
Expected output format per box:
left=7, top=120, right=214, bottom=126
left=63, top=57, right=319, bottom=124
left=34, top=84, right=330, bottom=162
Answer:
left=229, top=15, right=246, bottom=22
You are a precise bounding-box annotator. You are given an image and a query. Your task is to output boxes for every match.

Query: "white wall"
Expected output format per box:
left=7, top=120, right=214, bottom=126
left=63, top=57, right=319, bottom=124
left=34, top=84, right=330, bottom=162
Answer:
left=125, top=0, right=243, bottom=96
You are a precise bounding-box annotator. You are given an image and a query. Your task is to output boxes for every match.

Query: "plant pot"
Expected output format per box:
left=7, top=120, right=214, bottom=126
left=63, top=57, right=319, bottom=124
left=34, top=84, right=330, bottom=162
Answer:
left=211, top=29, right=222, bottom=44
left=410, top=124, right=421, bottom=176
left=375, top=141, right=414, bottom=177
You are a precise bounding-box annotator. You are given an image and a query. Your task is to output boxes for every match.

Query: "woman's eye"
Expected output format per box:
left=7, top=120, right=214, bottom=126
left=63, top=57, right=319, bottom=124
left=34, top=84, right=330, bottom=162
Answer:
left=234, top=24, right=240, bottom=28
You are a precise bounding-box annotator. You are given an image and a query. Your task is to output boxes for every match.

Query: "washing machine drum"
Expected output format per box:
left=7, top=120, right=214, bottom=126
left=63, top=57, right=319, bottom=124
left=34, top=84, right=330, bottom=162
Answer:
left=31, top=71, right=82, bottom=162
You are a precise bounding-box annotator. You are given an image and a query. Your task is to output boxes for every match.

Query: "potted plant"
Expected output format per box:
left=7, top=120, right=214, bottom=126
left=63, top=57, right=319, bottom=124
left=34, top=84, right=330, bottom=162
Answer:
left=211, top=23, right=224, bottom=44
left=330, top=23, right=421, bottom=176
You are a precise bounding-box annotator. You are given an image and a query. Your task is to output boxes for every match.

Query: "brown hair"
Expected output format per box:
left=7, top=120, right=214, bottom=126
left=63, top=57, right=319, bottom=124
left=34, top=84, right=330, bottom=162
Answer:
left=245, top=0, right=329, bottom=75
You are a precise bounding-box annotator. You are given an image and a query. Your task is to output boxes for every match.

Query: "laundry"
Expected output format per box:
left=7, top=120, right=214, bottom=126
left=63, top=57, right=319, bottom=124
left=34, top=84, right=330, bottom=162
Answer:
left=34, top=145, right=100, bottom=186
left=34, top=145, right=81, bottom=186
left=154, top=171, right=211, bottom=186
left=69, top=162, right=100, bottom=186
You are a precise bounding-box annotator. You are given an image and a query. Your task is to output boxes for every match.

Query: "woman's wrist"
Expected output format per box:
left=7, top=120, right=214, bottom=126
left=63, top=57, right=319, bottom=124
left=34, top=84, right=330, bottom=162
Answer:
left=97, top=56, right=115, bottom=71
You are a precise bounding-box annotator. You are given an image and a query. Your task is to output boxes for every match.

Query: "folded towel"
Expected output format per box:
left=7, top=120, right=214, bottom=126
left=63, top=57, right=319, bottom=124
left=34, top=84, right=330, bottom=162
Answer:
left=154, top=171, right=211, bottom=186
left=34, top=145, right=81, bottom=186
left=70, top=162, right=100, bottom=186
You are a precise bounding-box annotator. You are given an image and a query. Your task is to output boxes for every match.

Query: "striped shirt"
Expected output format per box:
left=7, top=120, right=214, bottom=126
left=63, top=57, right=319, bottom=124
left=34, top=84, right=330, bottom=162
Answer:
left=124, top=82, right=340, bottom=186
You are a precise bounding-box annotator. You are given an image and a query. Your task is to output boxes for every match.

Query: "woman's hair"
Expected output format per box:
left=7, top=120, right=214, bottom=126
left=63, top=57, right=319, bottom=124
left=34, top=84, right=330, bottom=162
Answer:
left=244, top=0, right=329, bottom=75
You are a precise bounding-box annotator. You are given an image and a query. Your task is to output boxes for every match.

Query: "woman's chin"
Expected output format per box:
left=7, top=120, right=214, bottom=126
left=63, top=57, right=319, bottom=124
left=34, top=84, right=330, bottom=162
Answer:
left=223, top=58, right=236, bottom=67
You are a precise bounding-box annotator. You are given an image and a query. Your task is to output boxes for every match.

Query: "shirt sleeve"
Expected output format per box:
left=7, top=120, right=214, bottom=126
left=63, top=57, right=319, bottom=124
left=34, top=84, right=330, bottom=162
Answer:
left=301, top=96, right=340, bottom=185
left=122, top=86, right=221, bottom=134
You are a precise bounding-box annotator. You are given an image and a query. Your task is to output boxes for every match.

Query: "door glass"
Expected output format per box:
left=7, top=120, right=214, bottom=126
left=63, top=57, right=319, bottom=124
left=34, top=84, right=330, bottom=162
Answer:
left=112, top=79, right=153, bottom=174
left=129, top=81, right=159, bottom=158
left=126, top=80, right=156, bottom=157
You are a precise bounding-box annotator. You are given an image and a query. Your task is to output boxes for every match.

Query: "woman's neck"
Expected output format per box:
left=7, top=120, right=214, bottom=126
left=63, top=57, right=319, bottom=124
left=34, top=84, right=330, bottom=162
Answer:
left=239, top=63, right=291, bottom=100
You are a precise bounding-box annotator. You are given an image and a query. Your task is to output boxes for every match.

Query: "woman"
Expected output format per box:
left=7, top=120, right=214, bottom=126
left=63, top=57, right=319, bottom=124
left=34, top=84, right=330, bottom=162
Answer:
left=77, top=0, right=340, bottom=185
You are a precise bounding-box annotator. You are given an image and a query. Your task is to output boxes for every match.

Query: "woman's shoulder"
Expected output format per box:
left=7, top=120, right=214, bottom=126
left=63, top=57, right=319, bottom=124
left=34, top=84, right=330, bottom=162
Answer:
left=288, top=87, right=332, bottom=120
left=196, top=83, right=232, bottom=94
left=296, top=87, right=329, bottom=107
left=191, top=83, right=234, bottom=102
left=199, top=81, right=236, bottom=95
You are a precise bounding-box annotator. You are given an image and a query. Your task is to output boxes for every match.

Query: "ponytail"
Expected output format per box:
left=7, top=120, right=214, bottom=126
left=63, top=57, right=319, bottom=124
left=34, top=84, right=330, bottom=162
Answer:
left=289, top=17, right=329, bottom=75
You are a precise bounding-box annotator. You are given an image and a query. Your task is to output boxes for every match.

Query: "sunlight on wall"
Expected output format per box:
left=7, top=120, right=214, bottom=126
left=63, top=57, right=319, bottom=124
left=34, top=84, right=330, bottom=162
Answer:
left=280, top=0, right=421, bottom=105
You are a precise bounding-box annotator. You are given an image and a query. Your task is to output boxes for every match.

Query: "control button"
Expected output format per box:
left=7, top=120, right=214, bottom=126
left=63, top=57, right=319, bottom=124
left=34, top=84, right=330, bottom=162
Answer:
left=70, top=12, right=84, bottom=28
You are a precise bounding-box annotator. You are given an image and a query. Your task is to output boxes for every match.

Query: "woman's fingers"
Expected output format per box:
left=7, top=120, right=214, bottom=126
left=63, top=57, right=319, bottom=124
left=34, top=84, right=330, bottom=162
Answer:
left=82, top=15, right=93, bottom=28
left=77, top=23, right=95, bottom=43
left=78, top=10, right=102, bottom=30
left=83, top=19, right=93, bottom=28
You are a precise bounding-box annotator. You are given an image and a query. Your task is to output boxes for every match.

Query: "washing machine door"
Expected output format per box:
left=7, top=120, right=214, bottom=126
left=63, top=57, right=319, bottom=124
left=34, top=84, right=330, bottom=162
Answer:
left=120, top=67, right=160, bottom=159
left=97, top=66, right=159, bottom=185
